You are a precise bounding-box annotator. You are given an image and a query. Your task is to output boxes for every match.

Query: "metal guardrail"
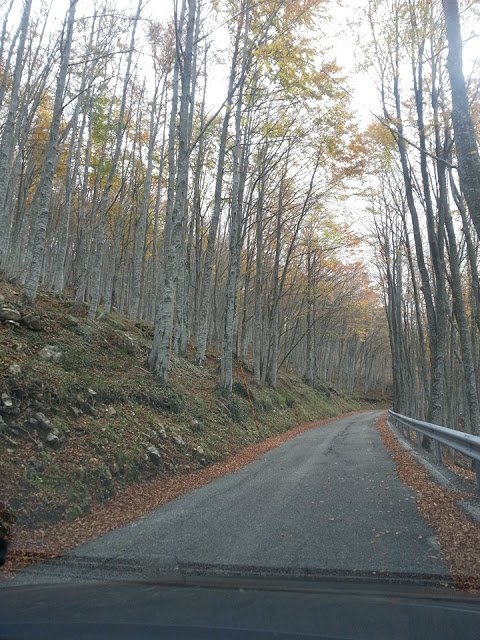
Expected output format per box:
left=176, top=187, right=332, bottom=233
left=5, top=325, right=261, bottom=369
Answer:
left=388, top=409, right=480, bottom=494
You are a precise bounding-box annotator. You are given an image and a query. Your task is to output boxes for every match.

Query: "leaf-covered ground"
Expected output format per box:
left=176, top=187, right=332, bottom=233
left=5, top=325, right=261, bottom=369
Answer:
left=377, top=415, right=480, bottom=592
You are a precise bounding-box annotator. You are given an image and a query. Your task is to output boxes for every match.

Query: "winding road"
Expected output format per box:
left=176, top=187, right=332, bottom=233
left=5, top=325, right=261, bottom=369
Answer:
left=14, top=410, right=447, bottom=584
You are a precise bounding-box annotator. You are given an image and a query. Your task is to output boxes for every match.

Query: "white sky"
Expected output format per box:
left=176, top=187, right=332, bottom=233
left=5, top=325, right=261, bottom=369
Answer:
left=3, top=0, right=479, bottom=247
left=149, top=0, right=478, bottom=248
left=6, top=0, right=478, bottom=131
left=151, top=0, right=379, bottom=125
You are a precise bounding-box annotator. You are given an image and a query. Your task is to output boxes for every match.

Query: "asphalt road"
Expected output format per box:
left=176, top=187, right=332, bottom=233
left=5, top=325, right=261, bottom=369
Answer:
left=13, top=410, right=448, bottom=584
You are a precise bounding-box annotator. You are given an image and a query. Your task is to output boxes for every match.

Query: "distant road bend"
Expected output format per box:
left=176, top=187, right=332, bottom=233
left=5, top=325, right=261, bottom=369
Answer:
left=15, top=410, right=447, bottom=584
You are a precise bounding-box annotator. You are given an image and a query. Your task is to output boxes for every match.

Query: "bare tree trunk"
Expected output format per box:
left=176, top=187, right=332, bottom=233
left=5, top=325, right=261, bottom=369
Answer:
left=305, top=248, right=315, bottom=386
left=22, top=0, right=77, bottom=304
left=0, top=0, right=32, bottom=267
left=253, top=169, right=265, bottom=385
left=220, top=2, right=250, bottom=390
left=87, top=0, right=141, bottom=319
left=174, top=10, right=200, bottom=356
left=194, top=7, right=243, bottom=365
left=266, top=163, right=286, bottom=388
left=130, top=73, right=162, bottom=319
left=148, top=9, right=183, bottom=369
left=441, top=0, right=480, bottom=240
left=52, top=9, right=97, bottom=295
left=148, top=0, right=197, bottom=382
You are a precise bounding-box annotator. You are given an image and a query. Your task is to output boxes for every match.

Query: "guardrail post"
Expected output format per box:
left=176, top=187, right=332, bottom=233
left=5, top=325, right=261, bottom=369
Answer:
left=475, top=461, right=480, bottom=496
left=433, top=440, right=442, bottom=463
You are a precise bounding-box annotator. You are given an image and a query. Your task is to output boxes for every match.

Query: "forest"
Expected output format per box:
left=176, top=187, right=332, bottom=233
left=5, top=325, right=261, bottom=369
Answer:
left=0, top=0, right=479, bottom=432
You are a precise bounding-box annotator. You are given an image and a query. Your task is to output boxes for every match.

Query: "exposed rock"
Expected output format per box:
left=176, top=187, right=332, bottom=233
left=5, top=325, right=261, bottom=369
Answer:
left=111, top=462, right=120, bottom=475
left=99, top=467, right=113, bottom=485
left=158, top=426, right=167, bottom=439
left=33, top=412, right=51, bottom=431
left=21, top=313, right=42, bottom=331
left=8, top=364, right=22, bottom=376
left=146, top=445, right=162, bottom=464
left=66, top=314, right=80, bottom=328
left=38, top=345, right=63, bottom=363
left=124, top=333, right=137, bottom=354
left=81, top=403, right=97, bottom=417
left=0, top=308, right=21, bottom=322
left=3, top=434, right=18, bottom=447
left=87, top=388, right=97, bottom=398
left=45, top=432, right=60, bottom=447
left=105, top=406, right=116, bottom=416
left=28, top=417, right=39, bottom=429
left=192, top=446, right=207, bottom=465
left=70, top=406, right=83, bottom=419
left=191, top=418, right=204, bottom=431
left=5, top=320, right=21, bottom=328
left=1, top=393, right=13, bottom=408
left=172, top=433, right=186, bottom=447
left=112, top=330, right=137, bottom=355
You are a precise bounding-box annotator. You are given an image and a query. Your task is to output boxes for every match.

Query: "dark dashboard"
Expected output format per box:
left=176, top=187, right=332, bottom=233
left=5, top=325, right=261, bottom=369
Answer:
left=1, top=574, right=479, bottom=639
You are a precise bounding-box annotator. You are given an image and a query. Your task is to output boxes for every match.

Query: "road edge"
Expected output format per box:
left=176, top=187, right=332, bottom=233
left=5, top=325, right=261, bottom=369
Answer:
left=377, top=414, right=480, bottom=593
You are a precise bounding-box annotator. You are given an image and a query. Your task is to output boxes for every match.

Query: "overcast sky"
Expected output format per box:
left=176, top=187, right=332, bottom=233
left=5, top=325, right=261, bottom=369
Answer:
left=150, top=0, right=377, bottom=126
left=8, top=0, right=477, bottom=131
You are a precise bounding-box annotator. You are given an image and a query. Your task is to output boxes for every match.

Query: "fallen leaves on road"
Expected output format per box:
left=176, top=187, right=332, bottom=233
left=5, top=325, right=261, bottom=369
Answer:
left=2, top=410, right=367, bottom=579
left=377, top=415, right=480, bottom=592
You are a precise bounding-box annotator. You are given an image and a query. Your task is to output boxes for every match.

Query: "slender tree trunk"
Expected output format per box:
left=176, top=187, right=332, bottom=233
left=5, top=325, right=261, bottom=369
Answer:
left=194, top=7, right=243, bottom=364
left=441, top=0, right=480, bottom=240
left=130, top=76, right=161, bottom=319
left=0, top=0, right=32, bottom=267
left=22, top=0, right=77, bottom=304
left=148, top=0, right=196, bottom=382
left=220, top=2, right=250, bottom=390
left=87, top=0, right=141, bottom=319
left=253, top=163, right=265, bottom=384
left=148, top=11, right=183, bottom=369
